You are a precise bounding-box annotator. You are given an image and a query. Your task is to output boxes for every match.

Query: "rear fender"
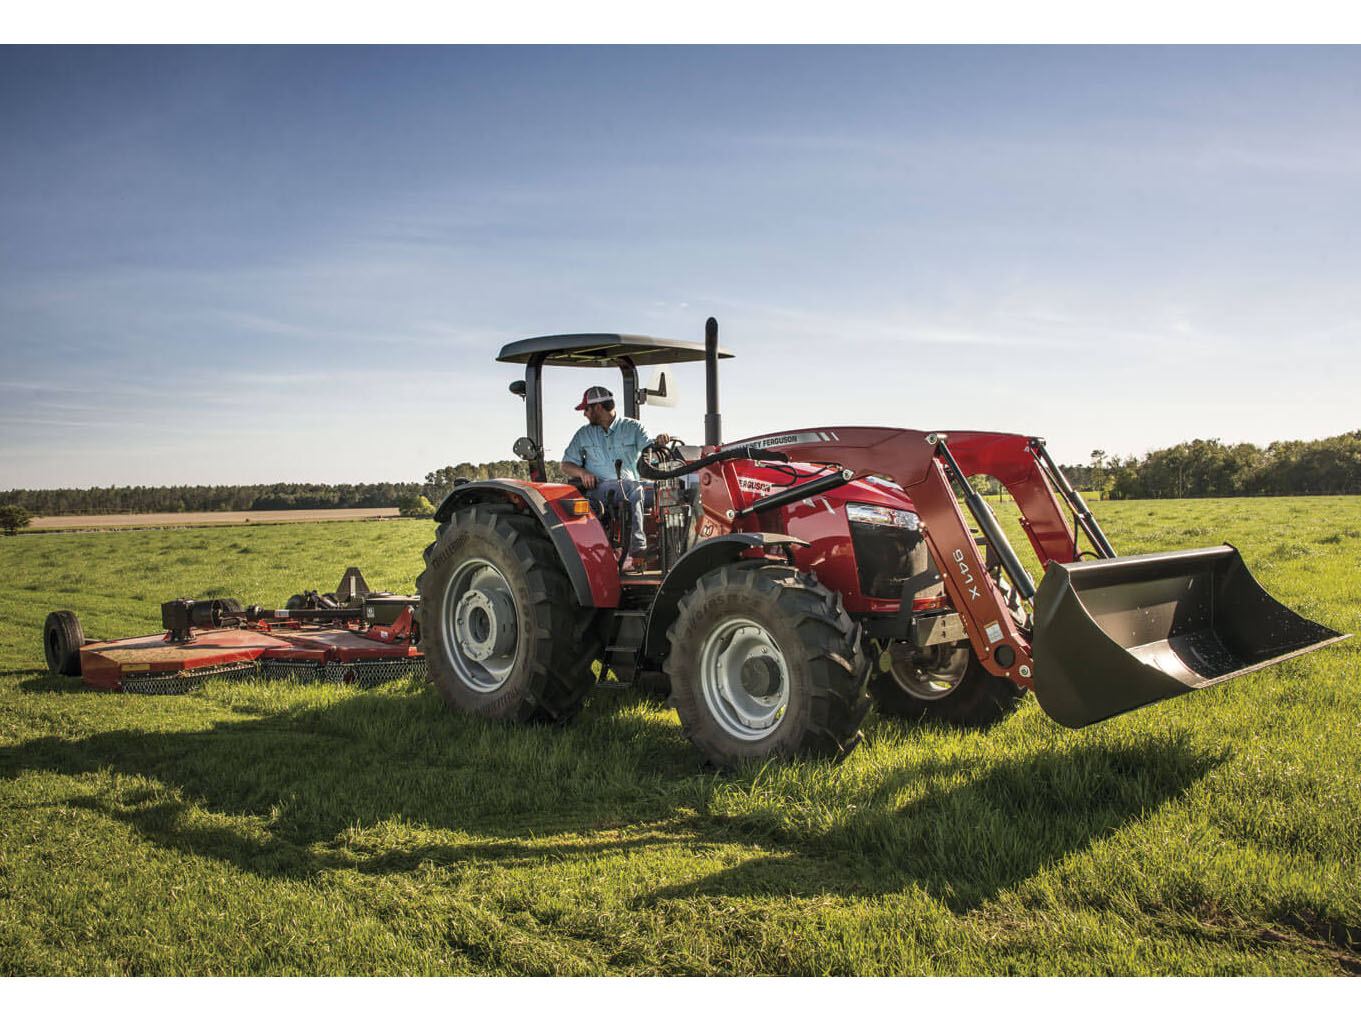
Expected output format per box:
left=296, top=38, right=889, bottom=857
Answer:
left=640, top=532, right=808, bottom=662
left=436, top=480, right=621, bottom=608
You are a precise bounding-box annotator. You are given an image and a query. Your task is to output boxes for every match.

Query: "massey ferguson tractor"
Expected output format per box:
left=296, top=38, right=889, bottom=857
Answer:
left=41, top=319, right=1346, bottom=768
left=414, top=320, right=1346, bottom=766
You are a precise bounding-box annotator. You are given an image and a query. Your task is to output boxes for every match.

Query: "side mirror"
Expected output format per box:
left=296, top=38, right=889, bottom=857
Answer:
left=512, top=436, right=541, bottom=461
left=509, top=380, right=527, bottom=398
left=638, top=369, right=677, bottom=408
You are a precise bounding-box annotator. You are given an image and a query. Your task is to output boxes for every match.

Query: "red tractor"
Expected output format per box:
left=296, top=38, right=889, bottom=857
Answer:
left=417, top=320, right=1345, bottom=767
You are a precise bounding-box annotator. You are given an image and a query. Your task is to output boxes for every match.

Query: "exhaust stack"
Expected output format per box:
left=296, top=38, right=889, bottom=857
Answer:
left=704, top=316, right=721, bottom=447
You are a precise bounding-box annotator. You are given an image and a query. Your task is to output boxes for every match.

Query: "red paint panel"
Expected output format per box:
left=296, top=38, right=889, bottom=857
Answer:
left=536, top=482, right=622, bottom=607
left=79, top=629, right=297, bottom=687
left=940, top=431, right=1076, bottom=566
left=735, top=462, right=922, bottom=614
left=273, top=629, right=423, bottom=662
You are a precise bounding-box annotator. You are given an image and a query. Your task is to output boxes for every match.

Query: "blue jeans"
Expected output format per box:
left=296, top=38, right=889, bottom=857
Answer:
left=589, top=479, right=646, bottom=556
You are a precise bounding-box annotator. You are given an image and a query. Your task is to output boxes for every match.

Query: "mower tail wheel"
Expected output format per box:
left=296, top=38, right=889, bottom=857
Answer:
left=43, top=610, right=85, bottom=677
left=417, top=504, right=600, bottom=724
left=869, top=638, right=1025, bottom=727
left=665, top=562, right=870, bottom=768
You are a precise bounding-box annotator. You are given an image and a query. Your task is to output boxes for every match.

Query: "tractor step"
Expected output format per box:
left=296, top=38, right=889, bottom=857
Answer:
left=603, top=611, right=647, bottom=651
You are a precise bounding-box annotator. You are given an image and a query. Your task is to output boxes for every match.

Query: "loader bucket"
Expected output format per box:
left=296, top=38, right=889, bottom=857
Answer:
left=1031, top=545, right=1347, bottom=728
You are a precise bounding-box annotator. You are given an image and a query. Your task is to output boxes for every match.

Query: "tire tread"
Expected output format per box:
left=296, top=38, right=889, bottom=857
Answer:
left=419, top=505, right=600, bottom=724
left=665, top=562, right=870, bottom=767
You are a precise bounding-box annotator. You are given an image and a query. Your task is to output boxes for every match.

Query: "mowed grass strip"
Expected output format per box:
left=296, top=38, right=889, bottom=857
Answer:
left=0, top=502, right=1358, bottom=975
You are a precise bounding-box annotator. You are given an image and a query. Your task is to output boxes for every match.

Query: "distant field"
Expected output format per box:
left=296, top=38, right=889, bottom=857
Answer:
left=27, top=507, right=401, bottom=531
left=0, top=498, right=1357, bottom=975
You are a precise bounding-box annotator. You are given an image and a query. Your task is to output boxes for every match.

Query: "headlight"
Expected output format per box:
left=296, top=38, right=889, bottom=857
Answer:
left=845, top=502, right=920, bottom=530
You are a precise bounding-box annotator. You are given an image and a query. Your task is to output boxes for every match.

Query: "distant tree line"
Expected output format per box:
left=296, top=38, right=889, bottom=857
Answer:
left=1062, top=431, right=1361, bottom=499
left=1, top=459, right=568, bottom=518
left=0, top=482, right=428, bottom=517
left=4, top=433, right=1359, bottom=519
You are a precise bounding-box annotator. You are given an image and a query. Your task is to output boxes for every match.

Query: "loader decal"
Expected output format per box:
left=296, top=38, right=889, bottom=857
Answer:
left=952, top=548, right=981, bottom=601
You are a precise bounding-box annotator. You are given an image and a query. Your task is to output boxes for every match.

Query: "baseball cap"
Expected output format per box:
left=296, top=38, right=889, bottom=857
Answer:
left=575, top=386, right=614, bottom=410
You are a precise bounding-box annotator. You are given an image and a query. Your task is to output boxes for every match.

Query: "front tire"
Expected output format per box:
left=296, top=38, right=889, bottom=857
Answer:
left=665, top=563, right=870, bottom=768
left=869, top=638, right=1025, bottom=727
left=417, top=505, right=600, bottom=724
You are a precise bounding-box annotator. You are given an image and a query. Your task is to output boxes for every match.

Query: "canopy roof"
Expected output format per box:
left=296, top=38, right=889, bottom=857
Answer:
left=496, top=333, right=733, bottom=368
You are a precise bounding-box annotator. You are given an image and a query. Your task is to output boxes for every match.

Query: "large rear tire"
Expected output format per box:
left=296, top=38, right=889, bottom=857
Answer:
left=665, top=563, right=870, bottom=768
left=417, top=505, right=600, bottom=724
left=869, top=638, right=1025, bottom=727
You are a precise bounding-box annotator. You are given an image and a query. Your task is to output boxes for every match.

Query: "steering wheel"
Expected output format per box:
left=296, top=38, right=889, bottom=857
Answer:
left=639, top=438, right=688, bottom=480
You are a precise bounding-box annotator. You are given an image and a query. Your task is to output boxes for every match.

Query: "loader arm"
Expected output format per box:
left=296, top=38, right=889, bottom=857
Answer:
left=730, top=427, right=1075, bottom=688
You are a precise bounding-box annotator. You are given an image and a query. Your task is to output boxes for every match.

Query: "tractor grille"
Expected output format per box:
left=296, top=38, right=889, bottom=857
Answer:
left=849, top=520, right=931, bottom=600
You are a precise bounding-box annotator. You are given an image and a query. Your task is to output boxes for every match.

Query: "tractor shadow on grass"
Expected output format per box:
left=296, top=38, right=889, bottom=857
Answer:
left=0, top=683, right=706, bottom=880
left=2, top=680, right=1221, bottom=911
left=643, top=732, right=1225, bottom=913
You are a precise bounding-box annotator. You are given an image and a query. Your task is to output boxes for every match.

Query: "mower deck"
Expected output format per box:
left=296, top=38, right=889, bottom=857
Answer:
left=79, top=623, right=424, bottom=694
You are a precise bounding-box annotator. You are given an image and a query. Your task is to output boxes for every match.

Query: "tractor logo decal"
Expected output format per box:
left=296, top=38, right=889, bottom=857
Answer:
left=738, top=477, right=776, bottom=496
left=739, top=430, right=839, bottom=450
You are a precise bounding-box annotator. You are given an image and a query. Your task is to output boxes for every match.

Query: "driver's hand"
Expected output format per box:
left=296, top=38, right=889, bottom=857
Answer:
left=580, top=471, right=597, bottom=488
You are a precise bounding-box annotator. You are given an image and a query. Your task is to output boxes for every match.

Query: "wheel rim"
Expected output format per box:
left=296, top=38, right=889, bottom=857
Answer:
left=888, top=641, right=969, bottom=701
left=440, top=558, right=519, bottom=693
left=698, top=617, right=791, bottom=741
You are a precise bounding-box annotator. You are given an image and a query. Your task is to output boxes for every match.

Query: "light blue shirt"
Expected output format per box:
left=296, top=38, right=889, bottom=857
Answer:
left=563, top=415, right=653, bottom=483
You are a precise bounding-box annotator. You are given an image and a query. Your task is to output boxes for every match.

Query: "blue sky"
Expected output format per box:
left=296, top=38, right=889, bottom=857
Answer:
left=2, top=45, right=1358, bottom=487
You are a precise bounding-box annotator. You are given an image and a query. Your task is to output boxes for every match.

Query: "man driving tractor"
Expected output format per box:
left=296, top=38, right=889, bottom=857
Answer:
left=560, top=385, right=669, bottom=572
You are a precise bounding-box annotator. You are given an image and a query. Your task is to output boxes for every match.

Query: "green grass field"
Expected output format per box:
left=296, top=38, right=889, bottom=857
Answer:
left=1, top=498, right=1358, bottom=975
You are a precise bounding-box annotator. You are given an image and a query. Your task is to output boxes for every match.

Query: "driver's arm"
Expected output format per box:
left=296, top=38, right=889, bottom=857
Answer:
left=562, top=459, right=596, bottom=488
left=631, top=422, right=669, bottom=476
left=562, top=426, right=597, bottom=488
left=635, top=423, right=671, bottom=455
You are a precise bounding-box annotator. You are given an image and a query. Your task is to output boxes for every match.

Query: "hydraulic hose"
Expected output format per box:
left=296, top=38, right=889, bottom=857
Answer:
left=637, top=444, right=789, bottom=481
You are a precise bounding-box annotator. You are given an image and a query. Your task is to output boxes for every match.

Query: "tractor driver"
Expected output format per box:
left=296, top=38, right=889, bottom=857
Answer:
left=561, top=386, right=669, bottom=572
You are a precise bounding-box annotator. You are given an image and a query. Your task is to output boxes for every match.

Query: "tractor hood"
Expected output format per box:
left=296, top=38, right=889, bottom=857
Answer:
left=732, top=460, right=918, bottom=512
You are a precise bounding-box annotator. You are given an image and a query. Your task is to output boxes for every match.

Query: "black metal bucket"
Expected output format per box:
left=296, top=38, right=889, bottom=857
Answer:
left=1031, top=545, right=1347, bottom=728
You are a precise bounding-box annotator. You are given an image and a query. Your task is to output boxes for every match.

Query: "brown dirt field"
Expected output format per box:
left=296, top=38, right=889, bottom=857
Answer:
left=26, top=508, right=402, bottom=532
